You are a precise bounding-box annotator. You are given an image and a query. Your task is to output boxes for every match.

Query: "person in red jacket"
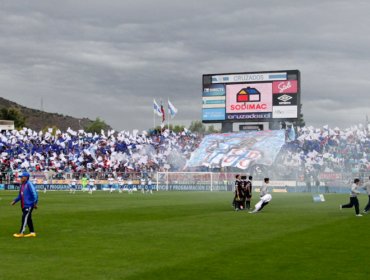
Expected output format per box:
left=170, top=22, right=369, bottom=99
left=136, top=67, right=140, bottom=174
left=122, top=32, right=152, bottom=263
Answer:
left=11, top=172, right=39, bottom=238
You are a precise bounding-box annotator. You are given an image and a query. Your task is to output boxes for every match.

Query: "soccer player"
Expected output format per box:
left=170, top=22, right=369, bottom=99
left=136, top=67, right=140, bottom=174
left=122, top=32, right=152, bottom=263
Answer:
left=81, top=175, right=88, bottom=192
left=32, top=176, right=38, bottom=188
left=232, top=174, right=241, bottom=210
left=363, top=176, right=370, bottom=213
left=88, top=177, right=95, bottom=195
left=147, top=178, right=153, bottom=194
left=108, top=174, right=115, bottom=193
left=117, top=176, right=123, bottom=193
left=241, top=175, right=248, bottom=209
left=127, top=176, right=133, bottom=194
left=245, top=176, right=253, bottom=210
left=234, top=175, right=244, bottom=211
left=42, top=176, right=48, bottom=193
left=340, top=178, right=362, bottom=216
left=69, top=177, right=77, bottom=194
left=249, top=178, right=272, bottom=213
left=11, top=172, right=38, bottom=238
left=140, top=177, right=146, bottom=194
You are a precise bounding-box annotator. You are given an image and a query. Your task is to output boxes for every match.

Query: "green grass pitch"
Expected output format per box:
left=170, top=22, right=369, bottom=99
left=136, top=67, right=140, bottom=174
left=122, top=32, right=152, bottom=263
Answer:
left=1, top=191, right=370, bottom=280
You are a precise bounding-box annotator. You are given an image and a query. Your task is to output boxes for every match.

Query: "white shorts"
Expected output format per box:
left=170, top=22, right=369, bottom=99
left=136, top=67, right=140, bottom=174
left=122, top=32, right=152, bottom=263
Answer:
left=261, top=194, right=272, bottom=203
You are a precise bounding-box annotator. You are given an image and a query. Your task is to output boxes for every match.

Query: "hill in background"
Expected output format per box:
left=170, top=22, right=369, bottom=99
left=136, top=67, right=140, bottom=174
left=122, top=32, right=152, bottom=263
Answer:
left=0, top=96, right=111, bottom=131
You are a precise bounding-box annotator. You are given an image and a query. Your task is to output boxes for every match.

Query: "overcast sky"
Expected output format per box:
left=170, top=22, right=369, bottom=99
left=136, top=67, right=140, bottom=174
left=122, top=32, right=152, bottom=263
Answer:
left=1, top=0, right=369, bottom=131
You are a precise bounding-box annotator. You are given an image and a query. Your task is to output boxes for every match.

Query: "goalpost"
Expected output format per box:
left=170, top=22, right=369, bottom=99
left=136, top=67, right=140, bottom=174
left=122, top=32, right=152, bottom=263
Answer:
left=155, top=172, right=302, bottom=193
left=156, top=172, right=234, bottom=191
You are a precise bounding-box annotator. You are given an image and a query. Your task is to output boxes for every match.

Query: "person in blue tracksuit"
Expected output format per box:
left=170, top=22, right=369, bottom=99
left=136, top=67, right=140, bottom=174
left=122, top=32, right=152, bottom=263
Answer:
left=11, top=172, right=39, bottom=238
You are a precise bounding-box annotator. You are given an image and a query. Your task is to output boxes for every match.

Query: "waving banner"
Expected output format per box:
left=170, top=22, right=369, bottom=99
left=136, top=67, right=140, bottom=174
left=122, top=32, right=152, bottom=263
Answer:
left=186, top=130, right=285, bottom=170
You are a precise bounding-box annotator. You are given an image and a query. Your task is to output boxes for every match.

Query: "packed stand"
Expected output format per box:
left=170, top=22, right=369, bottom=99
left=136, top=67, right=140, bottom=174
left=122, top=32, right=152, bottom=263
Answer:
left=0, top=127, right=202, bottom=182
left=279, top=124, right=370, bottom=182
left=0, top=124, right=369, bottom=184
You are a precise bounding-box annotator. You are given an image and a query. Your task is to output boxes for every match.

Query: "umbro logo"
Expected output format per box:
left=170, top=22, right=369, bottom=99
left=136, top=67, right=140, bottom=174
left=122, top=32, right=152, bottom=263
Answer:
left=277, top=95, right=292, bottom=102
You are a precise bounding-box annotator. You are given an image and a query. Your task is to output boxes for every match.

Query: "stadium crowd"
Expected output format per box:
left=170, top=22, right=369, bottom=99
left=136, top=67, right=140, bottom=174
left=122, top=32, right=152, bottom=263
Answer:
left=279, top=124, right=370, bottom=182
left=0, top=124, right=369, bottom=183
left=0, top=127, right=201, bottom=182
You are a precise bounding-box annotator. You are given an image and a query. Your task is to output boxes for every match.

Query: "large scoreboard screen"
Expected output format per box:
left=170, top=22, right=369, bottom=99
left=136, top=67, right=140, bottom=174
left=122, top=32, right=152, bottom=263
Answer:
left=202, top=70, right=300, bottom=123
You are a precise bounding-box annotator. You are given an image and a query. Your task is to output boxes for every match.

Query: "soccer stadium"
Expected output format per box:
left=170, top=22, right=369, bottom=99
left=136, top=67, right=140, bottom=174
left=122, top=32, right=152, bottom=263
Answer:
left=1, top=70, right=370, bottom=280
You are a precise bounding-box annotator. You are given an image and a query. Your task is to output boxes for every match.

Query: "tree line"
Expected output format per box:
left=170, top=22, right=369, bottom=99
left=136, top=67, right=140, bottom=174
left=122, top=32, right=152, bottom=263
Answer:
left=0, top=107, right=219, bottom=134
left=0, top=106, right=305, bottom=134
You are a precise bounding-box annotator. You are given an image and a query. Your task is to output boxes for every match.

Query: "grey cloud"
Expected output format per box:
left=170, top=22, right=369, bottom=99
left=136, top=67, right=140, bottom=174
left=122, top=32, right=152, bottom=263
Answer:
left=1, top=0, right=369, bottom=131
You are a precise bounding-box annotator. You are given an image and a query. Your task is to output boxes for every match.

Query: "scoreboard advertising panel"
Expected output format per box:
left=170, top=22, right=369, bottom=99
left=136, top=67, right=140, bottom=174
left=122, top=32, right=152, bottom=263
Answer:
left=202, top=70, right=300, bottom=123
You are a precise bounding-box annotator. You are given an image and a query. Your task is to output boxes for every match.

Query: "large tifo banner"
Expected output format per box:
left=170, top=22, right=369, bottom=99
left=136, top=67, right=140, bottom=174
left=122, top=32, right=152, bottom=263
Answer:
left=186, top=130, right=285, bottom=170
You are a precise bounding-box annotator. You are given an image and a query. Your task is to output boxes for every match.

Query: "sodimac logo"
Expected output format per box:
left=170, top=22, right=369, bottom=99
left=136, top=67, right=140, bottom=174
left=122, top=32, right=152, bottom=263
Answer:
left=231, top=87, right=267, bottom=110
left=236, top=87, right=261, bottom=103
left=226, top=83, right=272, bottom=113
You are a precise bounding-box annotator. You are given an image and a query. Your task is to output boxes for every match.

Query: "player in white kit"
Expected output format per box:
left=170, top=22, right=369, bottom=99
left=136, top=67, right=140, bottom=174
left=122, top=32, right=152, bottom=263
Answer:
left=88, top=177, right=95, bottom=195
left=249, top=178, right=272, bottom=213
left=108, top=174, right=115, bottom=193
left=69, top=177, right=77, bottom=194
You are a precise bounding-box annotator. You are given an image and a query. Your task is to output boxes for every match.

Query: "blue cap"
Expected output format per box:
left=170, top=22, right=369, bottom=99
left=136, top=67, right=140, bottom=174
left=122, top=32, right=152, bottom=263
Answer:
left=19, top=172, right=30, bottom=178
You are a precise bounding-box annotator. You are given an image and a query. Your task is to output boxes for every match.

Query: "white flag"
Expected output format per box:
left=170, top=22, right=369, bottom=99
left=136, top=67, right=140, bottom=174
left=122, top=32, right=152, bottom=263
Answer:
left=153, top=99, right=162, bottom=117
left=168, top=99, right=178, bottom=118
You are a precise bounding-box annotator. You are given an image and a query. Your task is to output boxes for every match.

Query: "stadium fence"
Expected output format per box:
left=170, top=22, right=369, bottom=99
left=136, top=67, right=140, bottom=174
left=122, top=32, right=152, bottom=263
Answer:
left=1, top=171, right=369, bottom=194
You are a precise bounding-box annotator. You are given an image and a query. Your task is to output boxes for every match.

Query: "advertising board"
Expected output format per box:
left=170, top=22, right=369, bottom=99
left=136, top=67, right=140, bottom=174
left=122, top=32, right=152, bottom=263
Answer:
left=202, top=70, right=300, bottom=124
